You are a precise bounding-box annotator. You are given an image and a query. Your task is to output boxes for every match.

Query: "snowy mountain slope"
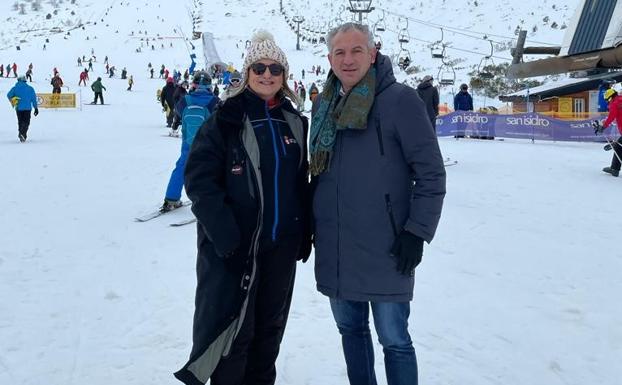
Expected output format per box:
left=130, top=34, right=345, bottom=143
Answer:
left=1, top=1, right=621, bottom=385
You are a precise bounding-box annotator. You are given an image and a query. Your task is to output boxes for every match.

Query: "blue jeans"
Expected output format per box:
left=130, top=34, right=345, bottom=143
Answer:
left=165, top=139, right=189, bottom=200
left=329, top=299, right=418, bottom=385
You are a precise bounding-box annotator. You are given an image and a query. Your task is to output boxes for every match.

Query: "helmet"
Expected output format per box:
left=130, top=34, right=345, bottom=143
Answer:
left=460, top=83, right=468, bottom=90
left=17, top=75, right=26, bottom=82
left=192, top=71, right=212, bottom=86
left=604, top=88, right=617, bottom=102
left=166, top=77, right=174, bottom=84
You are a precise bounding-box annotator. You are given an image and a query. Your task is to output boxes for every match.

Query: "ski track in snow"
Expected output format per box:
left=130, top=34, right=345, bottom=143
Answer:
left=1, top=1, right=621, bottom=385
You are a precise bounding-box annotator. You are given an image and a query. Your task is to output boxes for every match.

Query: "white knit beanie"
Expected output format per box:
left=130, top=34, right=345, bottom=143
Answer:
left=243, top=30, right=289, bottom=78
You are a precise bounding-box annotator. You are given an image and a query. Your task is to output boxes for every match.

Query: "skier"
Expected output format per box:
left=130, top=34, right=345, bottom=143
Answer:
left=220, top=70, right=242, bottom=101
left=159, top=64, right=165, bottom=78
left=594, top=88, right=622, bottom=177
left=160, top=77, right=176, bottom=127
left=90, top=77, right=106, bottom=104
left=0, top=64, right=3, bottom=77
left=121, top=67, right=127, bottom=79
left=51, top=74, right=64, bottom=94
left=127, top=75, right=134, bottom=91
left=25, top=68, right=33, bottom=82
left=77, top=57, right=82, bottom=66
left=170, top=80, right=190, bottom=135
left=150, top=67, right=155, bottom=78
left=79, top=69, right=89, bottom=86
left=12, top=63, right=17, bottom=77
left=160, top=71, right=218, bottom=212
left=88, top=59, right=93, bottom=72
left=6, top=76, right=39, bottom=142
left=108, top=66, right=116, bottom=78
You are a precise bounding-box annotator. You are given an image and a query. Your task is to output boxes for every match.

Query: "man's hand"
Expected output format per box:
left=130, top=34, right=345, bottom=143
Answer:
left=390, top=230, right=424, bottom=276
left=33, top=107, right=39, bottom=116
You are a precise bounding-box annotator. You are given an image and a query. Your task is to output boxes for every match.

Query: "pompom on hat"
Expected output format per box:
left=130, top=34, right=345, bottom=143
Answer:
left=242, top=30, right=289, bottom=77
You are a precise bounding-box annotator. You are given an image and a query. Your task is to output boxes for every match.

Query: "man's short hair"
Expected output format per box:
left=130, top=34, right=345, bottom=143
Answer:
left=326, top=23, right=375, bottom=53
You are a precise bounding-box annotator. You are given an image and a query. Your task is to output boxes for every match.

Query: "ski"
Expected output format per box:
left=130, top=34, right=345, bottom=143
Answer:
left=444, top=160, right=458, bottom=167
left=134, top=201, right=191, bottom=222
left=170, top=217, right=197, bottom=227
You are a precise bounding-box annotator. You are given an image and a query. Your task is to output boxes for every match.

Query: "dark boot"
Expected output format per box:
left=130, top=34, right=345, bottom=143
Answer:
left=602, top=167, right=620, bottom=177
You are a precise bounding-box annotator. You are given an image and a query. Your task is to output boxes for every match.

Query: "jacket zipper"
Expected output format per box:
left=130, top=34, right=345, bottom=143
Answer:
left=264, top=102, right=280, bottom=242
left=384, top=193, right=398, bottom=237
left=336, top=134, right=343, bottom=297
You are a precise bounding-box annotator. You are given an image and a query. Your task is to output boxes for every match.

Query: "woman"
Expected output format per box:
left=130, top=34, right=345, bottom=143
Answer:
left=174, top=30, right=312, bottom=385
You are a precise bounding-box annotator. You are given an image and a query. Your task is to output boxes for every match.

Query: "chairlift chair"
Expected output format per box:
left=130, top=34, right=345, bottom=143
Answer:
left=430, top=29, right=445, bottom=59
left=398, top=48, right=411, bottom=70
left=438, top=63, right=456, bottom=86
left=431, top=44, right=445, bottom=59
left=375, top=10, right=386, bottom=32
left=398, top=28, right=410, bottom=44
left=477, top=40, right=495, bottom=79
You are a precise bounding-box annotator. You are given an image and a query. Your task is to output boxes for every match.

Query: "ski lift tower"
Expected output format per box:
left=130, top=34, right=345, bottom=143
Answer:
left=293, top=15, right=305, bottom=50
left=347, top=0, right=374, bottom=23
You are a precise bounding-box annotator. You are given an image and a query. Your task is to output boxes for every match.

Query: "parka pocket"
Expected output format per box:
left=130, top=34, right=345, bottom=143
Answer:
left=375, top=118, right=385, bottom=156
left=384, top=193, right=398, bottom=237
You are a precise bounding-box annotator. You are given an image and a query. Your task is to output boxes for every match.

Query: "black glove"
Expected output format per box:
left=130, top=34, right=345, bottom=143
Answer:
left=592, top=120, right=604, bottom=134
left=33, top=108, right=38, bottom=116
left=297, top=236, right=313, bottom=263
left=390, top=230, right=424, bottom=276
left=604, top=143, right=612, bottom=151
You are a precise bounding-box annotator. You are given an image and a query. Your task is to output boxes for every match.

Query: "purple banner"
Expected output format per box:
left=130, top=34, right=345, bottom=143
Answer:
left=436, top=112, right=618, bottom=142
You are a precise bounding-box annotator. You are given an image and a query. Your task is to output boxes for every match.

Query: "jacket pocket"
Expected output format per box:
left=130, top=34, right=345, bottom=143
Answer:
left=384, top=193, right=398, bottom=237
left=375, top=118, right=385, bottom=156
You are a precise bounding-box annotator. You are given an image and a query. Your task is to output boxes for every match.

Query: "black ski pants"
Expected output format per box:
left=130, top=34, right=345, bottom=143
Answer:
left=93, top=92, right=104, bottom=104
left=611, top=136, right=622, bottom=171
left=210, top=235, right=301, bottom=385
left=16, top=110, right=31, bottom=138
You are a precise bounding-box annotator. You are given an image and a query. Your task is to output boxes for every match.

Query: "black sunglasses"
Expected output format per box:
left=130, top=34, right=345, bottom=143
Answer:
left=250, top=63, right=284, bottom=76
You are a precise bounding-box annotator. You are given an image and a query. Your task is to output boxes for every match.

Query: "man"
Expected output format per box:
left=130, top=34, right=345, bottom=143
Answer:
left=6, top=76, right=39, bottom=142
left=417, top=75, right=439, bottom=131
left=51, top=73, right=63, bottom=94
left=160, top=77, right=176, bottom=127
left=311, top=23, right=446, bottom=385
left=594, top=88, right=622, bottom=177
left=90, top=77, right=106, bottom=104
left=453, top=83, right=473, bottom=137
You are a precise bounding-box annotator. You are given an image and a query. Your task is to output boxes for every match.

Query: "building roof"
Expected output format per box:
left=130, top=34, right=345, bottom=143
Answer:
left=499, top=71, right=622, bottom=102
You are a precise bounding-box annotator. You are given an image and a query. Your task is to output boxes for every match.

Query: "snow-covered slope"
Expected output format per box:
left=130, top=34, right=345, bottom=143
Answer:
left=1, top=1, right=620, bottom=385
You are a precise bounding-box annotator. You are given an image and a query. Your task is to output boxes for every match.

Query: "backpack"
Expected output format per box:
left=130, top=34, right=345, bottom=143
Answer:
left=181, top=94, right=211, bottom=146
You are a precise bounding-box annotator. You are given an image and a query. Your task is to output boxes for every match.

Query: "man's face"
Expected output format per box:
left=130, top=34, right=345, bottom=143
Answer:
left=328, top=29, right=377, bottom=92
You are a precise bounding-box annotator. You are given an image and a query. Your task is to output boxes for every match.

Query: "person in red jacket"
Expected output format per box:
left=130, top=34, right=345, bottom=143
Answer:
left=597, top=88, right=622, bottom=177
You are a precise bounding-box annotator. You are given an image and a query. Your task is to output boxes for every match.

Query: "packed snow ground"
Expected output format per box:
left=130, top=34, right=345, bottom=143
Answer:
left=1, top=1, right=621, bottom=385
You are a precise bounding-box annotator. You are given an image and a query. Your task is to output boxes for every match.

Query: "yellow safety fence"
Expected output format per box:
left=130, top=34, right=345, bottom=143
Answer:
left=37, top=93, right=76, bottom=108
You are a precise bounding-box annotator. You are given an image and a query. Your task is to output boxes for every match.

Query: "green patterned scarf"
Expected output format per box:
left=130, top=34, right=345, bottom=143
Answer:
left=309, top=68, right=376, bottom=175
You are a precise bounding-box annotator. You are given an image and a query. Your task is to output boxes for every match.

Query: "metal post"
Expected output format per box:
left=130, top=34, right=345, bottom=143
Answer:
left=293, top=16, right=304, bottom=50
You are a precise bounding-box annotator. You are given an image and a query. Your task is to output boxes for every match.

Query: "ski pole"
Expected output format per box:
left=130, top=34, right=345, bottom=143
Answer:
left=603, top=134, right=622, bottom=165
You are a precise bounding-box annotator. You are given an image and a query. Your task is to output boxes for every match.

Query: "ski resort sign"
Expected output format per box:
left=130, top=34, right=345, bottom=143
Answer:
left=436, top=111, right=616, bottom=142
left=37, top=93, right=76, bottom=108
